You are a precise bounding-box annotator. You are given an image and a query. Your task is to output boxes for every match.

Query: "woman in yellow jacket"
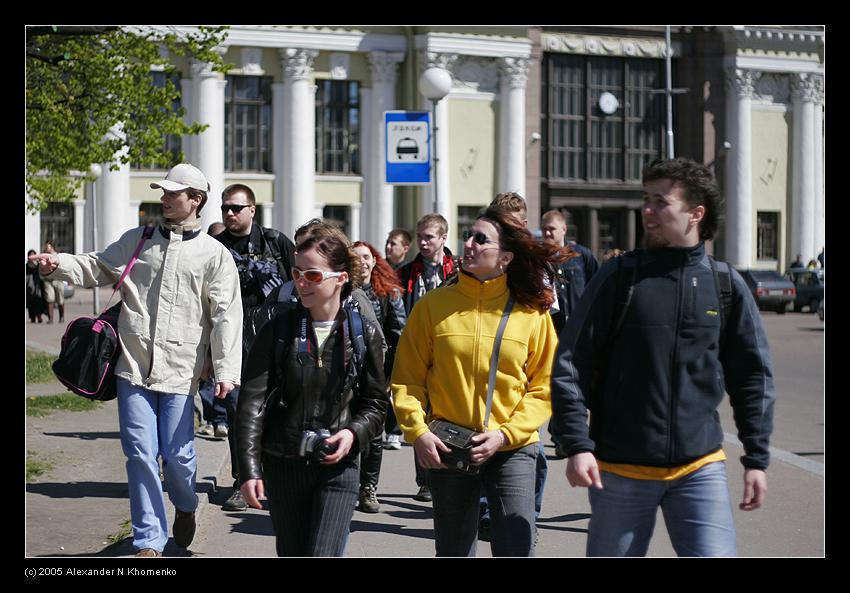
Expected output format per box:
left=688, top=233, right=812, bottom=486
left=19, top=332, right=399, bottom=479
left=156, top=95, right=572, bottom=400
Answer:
left=392, top=206, right=569, bottom=556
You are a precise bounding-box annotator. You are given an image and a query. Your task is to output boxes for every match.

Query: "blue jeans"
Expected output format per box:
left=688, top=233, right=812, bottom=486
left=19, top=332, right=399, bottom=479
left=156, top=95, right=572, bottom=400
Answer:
left=198, top=378, right=227, bottom=427
left=587, top=461, right=737, bottom=557
left=429, top=444, right=538, bottom=557
left=116, top=378, right=198, bottom=553
left=481, top=440, right=547, bottom=521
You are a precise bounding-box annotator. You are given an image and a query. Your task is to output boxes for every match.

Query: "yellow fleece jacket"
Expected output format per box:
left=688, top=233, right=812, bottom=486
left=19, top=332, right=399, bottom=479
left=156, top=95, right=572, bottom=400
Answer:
left=391, top=271, right=556, bottom=451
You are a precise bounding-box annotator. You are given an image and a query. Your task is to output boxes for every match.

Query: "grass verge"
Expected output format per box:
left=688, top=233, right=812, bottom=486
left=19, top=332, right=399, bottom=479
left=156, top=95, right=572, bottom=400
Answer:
left=27, top=394, right=103, bottom=417
left=26, top=350, right=58, bottom=384
left=26, top=451, right=56, bottom=483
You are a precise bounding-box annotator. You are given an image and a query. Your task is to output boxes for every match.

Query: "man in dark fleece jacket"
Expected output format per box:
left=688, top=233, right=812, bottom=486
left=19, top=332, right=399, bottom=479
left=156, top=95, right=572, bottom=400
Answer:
left=550, top=158, right=775, bottom=557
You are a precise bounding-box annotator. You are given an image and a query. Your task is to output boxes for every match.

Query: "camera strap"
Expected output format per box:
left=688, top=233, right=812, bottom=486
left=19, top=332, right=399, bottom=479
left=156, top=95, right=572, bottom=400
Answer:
left=482, top=295, right=514, bottom=430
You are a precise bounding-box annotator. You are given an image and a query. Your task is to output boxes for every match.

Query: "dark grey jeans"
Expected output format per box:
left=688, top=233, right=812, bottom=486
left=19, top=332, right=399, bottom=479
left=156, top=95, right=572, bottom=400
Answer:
left=429, top=443, right=538, bottom=557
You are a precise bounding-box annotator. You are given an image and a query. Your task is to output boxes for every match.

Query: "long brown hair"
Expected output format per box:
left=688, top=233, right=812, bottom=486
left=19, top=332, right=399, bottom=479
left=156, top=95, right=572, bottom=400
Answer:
left=296, top=233, right=363, bottom=300
left=479, top=206, right=574, bottom=312
left=352, top=240, right=403, bottom=299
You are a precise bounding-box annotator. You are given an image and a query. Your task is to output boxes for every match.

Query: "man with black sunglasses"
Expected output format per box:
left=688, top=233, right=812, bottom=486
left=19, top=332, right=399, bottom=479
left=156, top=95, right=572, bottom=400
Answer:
left=213, top=183, right=296, bottom=512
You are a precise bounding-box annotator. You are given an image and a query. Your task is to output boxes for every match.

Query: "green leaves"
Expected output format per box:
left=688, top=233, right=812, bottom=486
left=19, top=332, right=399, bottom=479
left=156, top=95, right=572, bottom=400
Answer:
left=26, top=26, right=230, bottom=212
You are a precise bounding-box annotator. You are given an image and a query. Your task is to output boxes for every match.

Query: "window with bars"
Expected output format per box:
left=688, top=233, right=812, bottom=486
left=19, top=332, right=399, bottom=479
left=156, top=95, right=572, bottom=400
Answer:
left=132, top=71, right=183, bottom=170
left=544, top=54, right=665, bottom=183
left=40, top=202, right=75, bottom=253
left=225, top=75, right=272, bottom=172
left=322, top=205, right=351, bottom=238
left=757, top=211, right=779, bottom=261
left=315, top=81, right=361, bottom=175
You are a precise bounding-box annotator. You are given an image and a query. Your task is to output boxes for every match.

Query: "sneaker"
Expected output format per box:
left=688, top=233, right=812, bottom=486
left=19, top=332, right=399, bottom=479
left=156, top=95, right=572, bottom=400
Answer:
left=383, top=434, right=402, bottom=450
left=135, top=548, right=162, bottom=558
left=413, top=485, right=432, bottom=502
left=197, top=422, right=215, bottom=437
left=172, top=509, right=196, bottom=548
left=222, top=489, right=247, bottom=511
left=357, top=485, right=380, bottom=513
left=214, top=424, right=229, bottom=439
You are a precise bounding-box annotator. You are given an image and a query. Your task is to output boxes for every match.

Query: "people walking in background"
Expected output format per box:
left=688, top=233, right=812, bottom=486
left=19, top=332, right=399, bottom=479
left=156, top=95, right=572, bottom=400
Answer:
left=30, top=163, right=243, bottom=557
left=351, top=241, right=407, bottom=513
left=385, top=228, right=412, bottom=270
left=397, top=213, right=458, bottom=503
left=550, top=158, right=775, bottom=557
left=41, top=240, right=66, bottom=324
left=392, top=206, right=568, bottom=556
left=26, top=249, right=46, bottom=323
left=236, top=232, right=388, bottom=556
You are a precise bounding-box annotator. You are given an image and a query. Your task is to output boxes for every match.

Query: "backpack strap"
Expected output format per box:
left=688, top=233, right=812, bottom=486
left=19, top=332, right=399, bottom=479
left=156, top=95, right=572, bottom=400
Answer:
left=610, top=250, right=639, bottom=342
left=346, top=304, right=367, bottom=382
left=104, top=225, right=155, bottom=313
left=709, top=256, right=733, bottom=346
left=261, top=227, right=287, bottom=280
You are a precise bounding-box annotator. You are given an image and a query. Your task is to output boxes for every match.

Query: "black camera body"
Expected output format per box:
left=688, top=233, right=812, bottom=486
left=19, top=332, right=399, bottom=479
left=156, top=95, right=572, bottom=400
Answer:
left=299, top=428, right=338, bottom=462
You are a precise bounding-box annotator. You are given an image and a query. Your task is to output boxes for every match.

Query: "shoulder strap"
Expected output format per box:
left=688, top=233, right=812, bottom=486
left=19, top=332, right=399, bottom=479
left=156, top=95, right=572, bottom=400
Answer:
left=610, top=250, right=639, bottom=342
left=277, top=281, right=295, bottom=303
left=347, top=305, right=367, bottom=377
left=104, top=225, right=154, bottom=313
left=709, top=257, right=733, bottom=343
left=272, top=307, right=295, bottom=389
left=482, top=295, right=515, bottom=429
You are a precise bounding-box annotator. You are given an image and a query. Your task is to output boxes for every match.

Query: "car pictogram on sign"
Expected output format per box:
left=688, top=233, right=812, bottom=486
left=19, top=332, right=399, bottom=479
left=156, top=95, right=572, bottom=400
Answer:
left=396, top=138, right=419, bottom=159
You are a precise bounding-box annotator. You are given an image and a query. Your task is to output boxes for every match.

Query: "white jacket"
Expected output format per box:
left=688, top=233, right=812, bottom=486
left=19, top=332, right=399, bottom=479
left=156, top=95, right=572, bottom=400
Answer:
left=49, top=223, right=243, bottom=395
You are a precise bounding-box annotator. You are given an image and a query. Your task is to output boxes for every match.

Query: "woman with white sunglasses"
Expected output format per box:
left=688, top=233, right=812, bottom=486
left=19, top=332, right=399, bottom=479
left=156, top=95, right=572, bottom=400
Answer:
left=236, top=232, right=389, bottom=556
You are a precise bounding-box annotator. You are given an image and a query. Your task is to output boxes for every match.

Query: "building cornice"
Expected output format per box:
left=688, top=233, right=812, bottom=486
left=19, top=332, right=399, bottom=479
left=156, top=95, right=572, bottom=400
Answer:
left=541, top=31, right=680, bottom=58
left=172, top=25, right=408, bottom=53
left=415, top=32, right=532, bottom=59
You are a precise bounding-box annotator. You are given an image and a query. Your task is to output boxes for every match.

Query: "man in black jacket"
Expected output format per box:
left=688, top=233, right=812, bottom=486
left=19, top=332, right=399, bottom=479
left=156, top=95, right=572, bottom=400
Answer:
left=550, top=158, right=775, bottom=557
left=214, top=183, right=296, bottom=511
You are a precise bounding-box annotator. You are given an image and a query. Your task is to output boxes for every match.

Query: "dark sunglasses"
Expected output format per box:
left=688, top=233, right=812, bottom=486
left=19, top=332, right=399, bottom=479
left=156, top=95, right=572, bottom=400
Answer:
left=221, top=204, right=252, bottom=214
left=463, top=230, right=497, bottom=246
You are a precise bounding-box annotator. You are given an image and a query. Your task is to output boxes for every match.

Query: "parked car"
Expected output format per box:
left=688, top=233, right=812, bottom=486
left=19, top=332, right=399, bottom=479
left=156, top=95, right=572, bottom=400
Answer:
left=784, top=269, right=824, bottom=313
left=817, top=299, right=824, bottom=322
left=737, top=269, right=796, bottom=314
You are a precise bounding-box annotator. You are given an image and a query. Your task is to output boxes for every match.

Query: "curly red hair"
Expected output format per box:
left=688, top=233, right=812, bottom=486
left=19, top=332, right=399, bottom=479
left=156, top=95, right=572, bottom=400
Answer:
left=351, top=241, right=403, bottom=299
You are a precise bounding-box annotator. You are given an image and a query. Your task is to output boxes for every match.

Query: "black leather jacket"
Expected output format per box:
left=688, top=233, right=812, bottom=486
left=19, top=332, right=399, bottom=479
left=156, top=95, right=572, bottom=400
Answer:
left=236, top=302, right=389, bottom=483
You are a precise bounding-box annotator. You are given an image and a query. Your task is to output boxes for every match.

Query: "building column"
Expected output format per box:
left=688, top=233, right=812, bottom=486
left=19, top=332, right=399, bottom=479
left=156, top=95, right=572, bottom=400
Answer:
left=589, top=207, right=599, bottom=257
left=180, top=77, right=194, bottom=164
left=498, top=58, right=530, bottom=196
left=627, top=208, right=637, bottom=251
left=792, top=73, right=818, bottom=264
left=724, top=68, right=757, bottom=268
left=99, top=124, right=132, bottom=247
left=350, top=202, right=362, bottom=242
left=25, top=195, right=41, bottom=255
left=280, top=49, right=318, bottom=237
left=813, top=77, right=825, bottom=261
left=192, top=59, right=227, bottom=231
left=366, top=51, right=404, bottom=248
left=271, top=82, right=286, bottom=233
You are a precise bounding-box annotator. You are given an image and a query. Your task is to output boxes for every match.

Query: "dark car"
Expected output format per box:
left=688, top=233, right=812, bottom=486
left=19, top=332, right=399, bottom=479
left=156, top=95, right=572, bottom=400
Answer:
left=737, top=269, right=796, bottom=314
left=784, top=269, right=824, bottom=313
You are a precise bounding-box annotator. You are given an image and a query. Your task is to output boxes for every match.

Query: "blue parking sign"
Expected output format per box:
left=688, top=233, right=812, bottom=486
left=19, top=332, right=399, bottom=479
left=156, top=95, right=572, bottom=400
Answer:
left=385, top=111, right=431, bottom=185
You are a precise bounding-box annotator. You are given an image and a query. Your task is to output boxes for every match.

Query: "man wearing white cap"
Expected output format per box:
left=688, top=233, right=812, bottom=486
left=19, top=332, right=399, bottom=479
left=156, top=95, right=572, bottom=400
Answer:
left=30, top=163, right=243, bottom=557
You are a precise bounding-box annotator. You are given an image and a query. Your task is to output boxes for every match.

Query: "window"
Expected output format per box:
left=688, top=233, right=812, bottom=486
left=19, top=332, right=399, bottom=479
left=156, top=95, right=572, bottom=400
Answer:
left=133, top=71, right=183, bottom=170
left=225, top=75, right=272, bottom=172
left=322, top=205, right=350, bottom=238
left=544, top=54, right=665, bottom=183
left=41, top=202, right=74, bottom=253
left=757, top=211, right=779, bottom=261
left=315, top=81, right=361, bottom=175
left=139, top=203, right=164, bottom=228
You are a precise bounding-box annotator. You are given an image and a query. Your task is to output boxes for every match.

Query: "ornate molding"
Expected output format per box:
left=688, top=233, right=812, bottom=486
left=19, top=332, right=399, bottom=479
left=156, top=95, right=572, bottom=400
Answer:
left=368, top=51, right=404, bottom=84
left=726, top=68, right=760, bottom=100
left=754, top=73, right=791, bottom=104
left=280, top=48, right=318, bottom=81
left=330, top=53, right=351, bottom=80
left=541, top=32, right=675, bottom=59
left=499, top=57, right=530, bottom=89
left=792, top=73, right=823, bottom=104
left=420, top=51, right=459, bottom=72
left=453, top=57, right=499, bottom=94
left=240, top=48, right=264, bottom=75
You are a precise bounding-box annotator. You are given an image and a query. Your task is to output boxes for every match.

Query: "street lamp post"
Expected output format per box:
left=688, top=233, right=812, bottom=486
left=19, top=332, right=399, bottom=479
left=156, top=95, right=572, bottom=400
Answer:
left=90, top=163, right=102, bottom=314
left=418, top=67, right=453, bottom=214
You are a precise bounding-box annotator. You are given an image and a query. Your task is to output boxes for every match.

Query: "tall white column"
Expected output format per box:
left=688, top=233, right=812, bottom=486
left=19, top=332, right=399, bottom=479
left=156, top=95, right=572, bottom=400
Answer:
left=360, top=87, right=373, bottom=242
left=73, top=199, right=86, bottom=253
left=280, top=49, right=318, bottom=237
left=792, top=73, right=817, bottom=264
left=350, top=202, right=362, bottom=242
left=180, top=77, right=195, bottom=164
left=193, top=60, right=226, bottom=231
left=813, top=77, right=825, bottom=260
left=99, top=124, right=132, bottom=246
left=367, top=52, right=404, bottom=248
left=499, top=58, right=529, bottom=196
left=724, top=68, right=757, bottom=268
left=271, top=82, right=286, bottom=233
left=25, top=195, right=41, bottom=255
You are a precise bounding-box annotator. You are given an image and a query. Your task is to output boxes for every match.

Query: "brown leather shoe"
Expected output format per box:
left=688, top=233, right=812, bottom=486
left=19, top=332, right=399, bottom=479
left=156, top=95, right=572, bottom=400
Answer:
left=135, top=548, right=162, bottom=557
left=173, top=509, right=196, bottom=548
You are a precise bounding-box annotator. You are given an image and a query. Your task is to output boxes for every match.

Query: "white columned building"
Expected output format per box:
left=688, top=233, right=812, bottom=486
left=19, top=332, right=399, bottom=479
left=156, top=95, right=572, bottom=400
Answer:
left=724, top=68, right=756, bottom=269
left=813, top=79, right=825, bottom=256
left=192, top=59, right=227, bottom=232
left=791, top=73, right=819, bottom=263
left=366, top=51, right=404, bottom=247
left=99, top=124, right=133, bottom=247
left=280, top=48, right=318, bottom=237
left=498, top=57, right=530, bottom=197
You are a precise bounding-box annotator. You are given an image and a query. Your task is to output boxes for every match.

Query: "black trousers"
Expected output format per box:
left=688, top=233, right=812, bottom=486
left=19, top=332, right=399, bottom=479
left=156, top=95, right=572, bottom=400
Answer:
left=359, top=433, right=384, bottom=489
left=262, top=454, right=359, bottom=556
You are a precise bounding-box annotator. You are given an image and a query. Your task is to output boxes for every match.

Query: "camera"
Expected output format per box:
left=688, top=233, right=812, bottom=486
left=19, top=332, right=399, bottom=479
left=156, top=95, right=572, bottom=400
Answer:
left=299, top=428, right=338, bottom=462
left=439, top=447, right=480, bottom=475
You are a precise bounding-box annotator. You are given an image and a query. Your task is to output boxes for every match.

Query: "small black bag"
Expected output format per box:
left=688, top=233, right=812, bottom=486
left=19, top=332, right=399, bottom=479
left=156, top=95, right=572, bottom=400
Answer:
left=51, top=226, right=154, bottom=401
left=429, top=419, right=481, bottom=474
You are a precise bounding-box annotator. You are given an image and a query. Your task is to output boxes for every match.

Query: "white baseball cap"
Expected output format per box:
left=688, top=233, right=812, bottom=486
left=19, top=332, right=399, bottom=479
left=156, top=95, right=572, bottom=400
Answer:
left=150, top=163, right=210, bottom=193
